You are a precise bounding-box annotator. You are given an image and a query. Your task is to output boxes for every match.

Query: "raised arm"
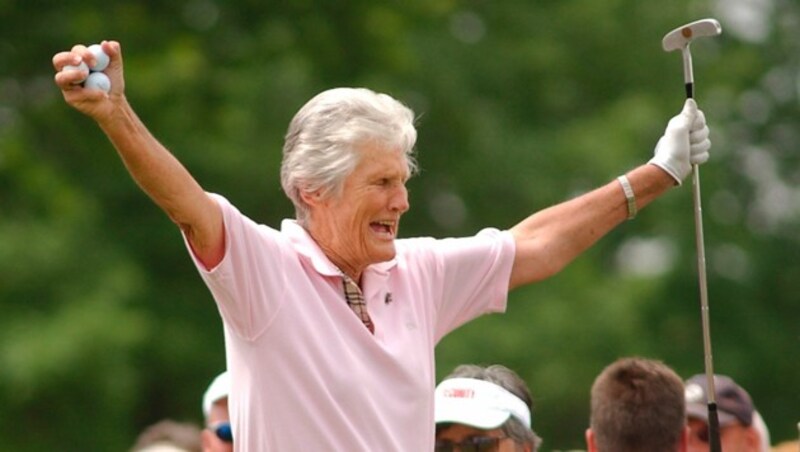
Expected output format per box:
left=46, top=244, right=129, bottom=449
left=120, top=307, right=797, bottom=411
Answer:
left=508, top=99, right=711, bottom=290
left=53, top=41, right=224, bottom=269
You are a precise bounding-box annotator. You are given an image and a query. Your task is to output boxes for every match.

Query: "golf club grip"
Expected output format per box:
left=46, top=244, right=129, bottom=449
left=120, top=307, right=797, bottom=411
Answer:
left=707, top=402, right=722, bottom=452
left=685, top=82, right=694, bottom=99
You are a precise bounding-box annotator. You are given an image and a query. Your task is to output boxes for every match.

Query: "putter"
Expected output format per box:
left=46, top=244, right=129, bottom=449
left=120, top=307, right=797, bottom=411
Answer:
left=662, top=18, right=723, bottom=452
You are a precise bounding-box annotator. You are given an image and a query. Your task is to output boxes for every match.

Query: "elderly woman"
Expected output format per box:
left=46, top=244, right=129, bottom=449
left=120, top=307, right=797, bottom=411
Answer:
left=53, top=41, right=710, bottom=451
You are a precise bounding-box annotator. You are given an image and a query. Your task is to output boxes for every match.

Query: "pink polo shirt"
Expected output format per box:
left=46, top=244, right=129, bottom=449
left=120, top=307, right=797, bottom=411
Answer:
left=186, top=194, right=515, bottom=451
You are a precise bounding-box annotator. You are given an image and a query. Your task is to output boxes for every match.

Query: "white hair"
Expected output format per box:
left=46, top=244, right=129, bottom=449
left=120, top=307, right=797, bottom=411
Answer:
left=280, top=87, right=418, bottom=224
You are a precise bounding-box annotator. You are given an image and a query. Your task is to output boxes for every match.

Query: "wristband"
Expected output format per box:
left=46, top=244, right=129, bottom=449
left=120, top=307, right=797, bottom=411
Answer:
left=617, top=175, right=637, bottom=220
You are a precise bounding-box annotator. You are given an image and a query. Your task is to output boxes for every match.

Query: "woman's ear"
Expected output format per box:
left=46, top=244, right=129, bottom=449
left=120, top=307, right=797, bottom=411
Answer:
left=299, top=188, right=325, bottom=206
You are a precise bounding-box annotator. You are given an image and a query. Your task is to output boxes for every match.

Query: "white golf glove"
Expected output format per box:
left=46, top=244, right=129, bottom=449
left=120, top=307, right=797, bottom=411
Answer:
left=648, top=98, right=711, bottom=185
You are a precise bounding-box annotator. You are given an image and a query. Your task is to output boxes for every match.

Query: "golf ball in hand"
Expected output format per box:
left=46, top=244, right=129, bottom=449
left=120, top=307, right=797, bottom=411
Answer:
left=87, top=44, right=109, bottom=72
left=63, top=61, right=89, bottom=83
left=85, top=71, right=111, bottom=93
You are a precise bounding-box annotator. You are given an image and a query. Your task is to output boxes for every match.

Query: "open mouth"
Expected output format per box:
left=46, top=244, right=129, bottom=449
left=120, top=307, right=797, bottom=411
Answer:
left=370, top=220, right=396, bottom=237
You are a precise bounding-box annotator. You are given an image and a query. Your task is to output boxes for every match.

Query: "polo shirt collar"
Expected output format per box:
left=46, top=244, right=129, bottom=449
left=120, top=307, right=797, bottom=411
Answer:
left=280, top=219, right=397, bottom=277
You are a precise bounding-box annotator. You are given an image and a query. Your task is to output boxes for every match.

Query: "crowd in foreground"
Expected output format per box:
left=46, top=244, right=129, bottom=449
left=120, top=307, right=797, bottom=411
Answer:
left=130, top=361, right=798, bottom=452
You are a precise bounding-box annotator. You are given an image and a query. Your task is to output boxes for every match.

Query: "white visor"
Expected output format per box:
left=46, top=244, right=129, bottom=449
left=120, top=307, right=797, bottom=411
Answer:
left=435, top=377, right=532, bottom=429
left=202, top=371, right=230, bottom=417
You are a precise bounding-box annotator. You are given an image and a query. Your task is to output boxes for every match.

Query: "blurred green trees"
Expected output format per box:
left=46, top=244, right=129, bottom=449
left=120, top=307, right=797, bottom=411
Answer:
left=1, top=1, right=798, bottom=450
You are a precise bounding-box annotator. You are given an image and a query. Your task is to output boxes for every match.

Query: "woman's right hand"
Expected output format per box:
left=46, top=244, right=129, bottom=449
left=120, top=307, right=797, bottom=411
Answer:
left=52, top=40, right=125, bottom=124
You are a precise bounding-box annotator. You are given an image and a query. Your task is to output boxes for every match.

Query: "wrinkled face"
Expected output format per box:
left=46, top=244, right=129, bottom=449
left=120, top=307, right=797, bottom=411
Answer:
left=305, top=144, right=410, bottom=278
left=435, top=423, right=523, bottom=452
left=687, top=418, right=759, bottom=452
left=202, top=399, right=233, bottom=452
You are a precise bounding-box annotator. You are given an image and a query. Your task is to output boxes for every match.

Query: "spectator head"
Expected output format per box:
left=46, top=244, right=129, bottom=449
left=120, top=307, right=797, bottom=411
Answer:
left=201, top=372, right=232, bottom=452
left=587, top=357, right=688, bottom=452
left=684, top=374, right=763, bottom=452
left=130, top=419, right=202, bottom=452
left=435, top=364, right=542, bottom=452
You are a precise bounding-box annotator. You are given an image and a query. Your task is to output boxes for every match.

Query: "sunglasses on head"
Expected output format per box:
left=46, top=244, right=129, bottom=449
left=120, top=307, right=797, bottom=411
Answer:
left=434, top=435, right=507, bottom=452
left=210, top=421, right=233, bottom=443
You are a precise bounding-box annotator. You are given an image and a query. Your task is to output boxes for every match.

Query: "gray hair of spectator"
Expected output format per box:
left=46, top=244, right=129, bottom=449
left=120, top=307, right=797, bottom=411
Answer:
left=130, top=419, right=202, bottom=452
left=442, top=364, right=542, bottom=451
left=589, top=357, right=686, bottom=452
left=280, top=87, right=418, bottom=224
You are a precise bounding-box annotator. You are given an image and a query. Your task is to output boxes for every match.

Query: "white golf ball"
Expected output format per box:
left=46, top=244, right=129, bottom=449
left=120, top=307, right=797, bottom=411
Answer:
left=63, top=61, right=89, bottom=83
left=85, top=71, right=111, bottom=93
left=87, top=44, right=110, bottom=72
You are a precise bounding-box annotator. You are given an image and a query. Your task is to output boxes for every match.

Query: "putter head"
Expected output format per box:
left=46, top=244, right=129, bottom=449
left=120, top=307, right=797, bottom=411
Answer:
left=662, top=18, right=722, bottom=52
